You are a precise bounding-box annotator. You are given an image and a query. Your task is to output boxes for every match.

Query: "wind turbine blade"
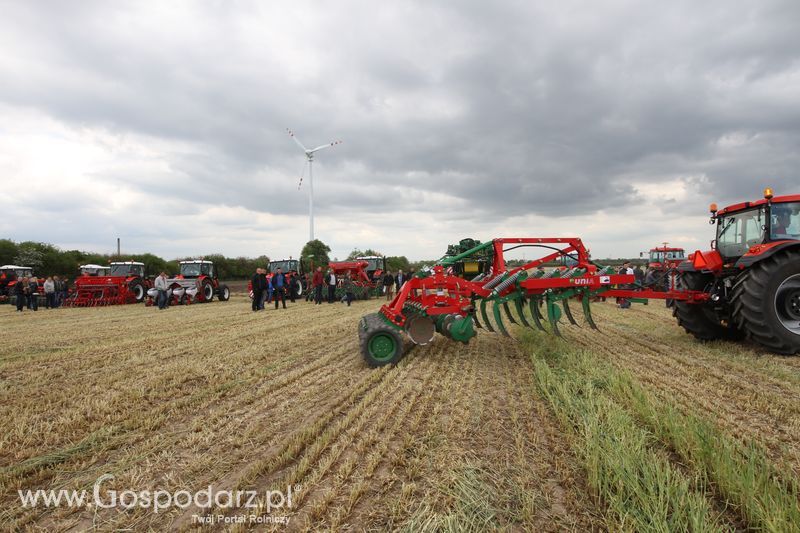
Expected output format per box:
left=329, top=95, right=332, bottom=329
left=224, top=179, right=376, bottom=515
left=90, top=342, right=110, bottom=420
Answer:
left=286, top=128, right=308, bottom=151
left=309, top=140, right=342, bottom=153
left=297, top=160, right=307, bottom=190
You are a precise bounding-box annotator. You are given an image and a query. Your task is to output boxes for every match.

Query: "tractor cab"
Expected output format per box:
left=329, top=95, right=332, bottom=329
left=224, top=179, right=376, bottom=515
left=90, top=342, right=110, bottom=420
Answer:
left=1, top=265, right=34, bottom=280
left=80, top=264, right=110, bottom=276
left=109, top=261, right=145, bottom=278
left=179, top=260, right=214, bottom=279
left=710, top=190, right=800, bottom=263
left=356, top=256, right=386, bottom=281
left=269, top=259, right=301, bottom=275
left=646, top=245, right=685, bottom=270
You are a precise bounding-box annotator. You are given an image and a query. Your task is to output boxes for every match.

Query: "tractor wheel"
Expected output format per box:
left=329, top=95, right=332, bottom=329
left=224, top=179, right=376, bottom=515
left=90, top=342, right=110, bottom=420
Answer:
left=217, top=284, right=230, bottom=301
left=672, top=271, right=735, bottom=340
left=293, top=279, right=303, bottom=299
left=359, top=312, right=406, bottom=367
left=731, top=248, right=800, bottom=354
left=129, top=280, right=146, bottom=303
left=201, top=280, right=214, bottom=302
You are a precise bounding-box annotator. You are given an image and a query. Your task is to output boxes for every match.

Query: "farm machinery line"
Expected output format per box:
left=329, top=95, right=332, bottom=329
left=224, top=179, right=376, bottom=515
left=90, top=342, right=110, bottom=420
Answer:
left=64, top=261, right=150, bottom=307
left=359, top=189, right=800, bottom=366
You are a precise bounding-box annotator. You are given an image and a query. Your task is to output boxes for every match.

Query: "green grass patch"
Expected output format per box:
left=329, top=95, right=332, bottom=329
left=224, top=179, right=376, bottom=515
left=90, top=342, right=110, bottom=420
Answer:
left=523, top=330, right=800, bottom=532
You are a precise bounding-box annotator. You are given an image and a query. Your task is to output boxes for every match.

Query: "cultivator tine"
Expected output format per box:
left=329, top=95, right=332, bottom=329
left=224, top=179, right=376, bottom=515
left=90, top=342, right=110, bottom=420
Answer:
left=529, top=297, right=546, bottom=331
left=581, top=293, right=599, bottom=330
left=480, top=298, right=495, bottom=332
left=502, top=301, right=517, bottom=325
left=492, top=300, right=511, bottom=337
left=514, top=296, right=533, bottom=329
left=562, top=299, right=578, bottom=326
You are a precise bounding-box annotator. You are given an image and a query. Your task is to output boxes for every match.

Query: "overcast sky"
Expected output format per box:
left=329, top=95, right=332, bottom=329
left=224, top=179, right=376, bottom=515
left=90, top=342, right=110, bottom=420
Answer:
left=1, top=1, right=798, bottom=262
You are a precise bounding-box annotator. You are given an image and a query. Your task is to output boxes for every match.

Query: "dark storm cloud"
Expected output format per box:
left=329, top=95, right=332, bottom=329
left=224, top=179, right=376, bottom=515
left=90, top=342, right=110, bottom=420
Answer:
left=1, top=0, right=799, bottom=258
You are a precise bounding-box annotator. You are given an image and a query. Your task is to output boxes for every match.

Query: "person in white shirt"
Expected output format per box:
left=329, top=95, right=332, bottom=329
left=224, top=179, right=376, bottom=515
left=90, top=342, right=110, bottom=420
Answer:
left=326, top=270, right=337, bottom=304
left=154, top=272, right=169, bottom=310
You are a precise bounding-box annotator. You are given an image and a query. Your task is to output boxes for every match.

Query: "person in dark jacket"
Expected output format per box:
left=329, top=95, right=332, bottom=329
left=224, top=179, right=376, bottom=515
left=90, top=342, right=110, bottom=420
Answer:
left=633, top=264, right=645, bottom=286
left=27, top=277, right=39, bottom=310
left=312, top=267, right=324, bottom=305
left=286, top=272, right=296, bottom=303
left=15, top=278, right=26, bottom=311
left=251, top=268, right=265, bottom=312
left=382, top=271, right=394, bottom=301
left=343, top=273, right=355, bottom=306
left=272, top=268, right=287, bottom=309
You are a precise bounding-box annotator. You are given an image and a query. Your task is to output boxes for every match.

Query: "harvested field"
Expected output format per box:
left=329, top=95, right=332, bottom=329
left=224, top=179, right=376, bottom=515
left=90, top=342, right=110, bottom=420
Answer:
left=1, top=298, right=799, bottom=530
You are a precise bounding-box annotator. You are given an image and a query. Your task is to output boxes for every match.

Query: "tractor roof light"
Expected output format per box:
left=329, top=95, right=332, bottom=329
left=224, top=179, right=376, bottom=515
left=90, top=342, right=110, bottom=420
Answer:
left=764, top=187, right=774, bottom=200
left=709, top=203, right=718, bottom=214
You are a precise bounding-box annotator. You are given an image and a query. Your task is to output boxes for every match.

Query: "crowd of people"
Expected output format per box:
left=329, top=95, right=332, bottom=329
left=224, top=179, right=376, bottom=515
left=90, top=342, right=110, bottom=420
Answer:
left=13, top=276, right=69, bottom=312
left=250, top=267, right=414, bottom=312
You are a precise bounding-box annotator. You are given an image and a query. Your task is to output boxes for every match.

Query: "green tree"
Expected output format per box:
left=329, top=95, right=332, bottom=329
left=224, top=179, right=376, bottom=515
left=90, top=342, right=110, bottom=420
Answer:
left=301, top=239, right=331, bottom=269
left=0, top=239, right=18, bottom=265
left=385, top=255, right=410, bottom=272
left=14, top=242, right=46, bottom=270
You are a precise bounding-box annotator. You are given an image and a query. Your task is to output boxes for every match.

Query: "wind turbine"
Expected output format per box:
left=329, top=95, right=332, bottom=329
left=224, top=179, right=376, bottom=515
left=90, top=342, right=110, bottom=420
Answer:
left=287, top=128, right=342, bottom=242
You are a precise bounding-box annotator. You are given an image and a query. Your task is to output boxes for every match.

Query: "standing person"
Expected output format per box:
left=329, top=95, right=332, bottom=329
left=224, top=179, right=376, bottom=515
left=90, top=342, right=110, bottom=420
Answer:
left=14, top=278, right=26, bottom=312
left=61, top=278, right=69, bottom=306
left=43, top=276, right=55, bottom=309
left=272, top=268, right=287, bottom=309
left=633, top=263, right=645, bottom=285
left=53, top=276, right=62, bottom=307
left=27, top=277, right=39, bottom=311
left=395, top=269, right=406, bottom=293
left=251, top=268, right=264, bottom=312
left=259, top=268, right=268, bottom=310
left=312, top=266, right=324, bottom=305
left=265, top=272, right=273, bottom=306
left=155, top=271, right=169, bottom=310
left=287, top=272, right=296, bottom=303
left=382, top=271, right=394, bottom=301
left=326, top=269, right=336, bottom=304
left=343, top=273, right=355, bottom=306
left=304, top=272, right=312, bottom=302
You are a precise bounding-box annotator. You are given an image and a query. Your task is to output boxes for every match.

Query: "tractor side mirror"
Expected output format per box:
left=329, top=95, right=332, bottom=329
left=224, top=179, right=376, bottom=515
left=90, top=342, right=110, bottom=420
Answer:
left=639, top=252, right=643, bottom=258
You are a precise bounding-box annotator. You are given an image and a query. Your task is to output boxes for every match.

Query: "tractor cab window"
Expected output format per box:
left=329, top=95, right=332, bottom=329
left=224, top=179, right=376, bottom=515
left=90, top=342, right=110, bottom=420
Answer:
left=360, top=257, right=383, bottom=272
left=203, top=263, right=213, bottom=277
left=649, top=251, right=664, bottom=262
left=717, top=208, right=766, bottom=258
left=270, top=260, right=298, bottom=273
left=181, top=263, right=202, bottom=277
left=665, top=251, right=684, bottom=260
left=770, top=202, right=800, bottom=240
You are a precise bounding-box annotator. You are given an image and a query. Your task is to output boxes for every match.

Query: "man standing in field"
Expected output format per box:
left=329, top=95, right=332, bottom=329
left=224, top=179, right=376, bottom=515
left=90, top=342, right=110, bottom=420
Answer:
left=326, top=269, right=337, bottom=304
left=272, top=268, right=287, bottom=309
left=155, top=271, right=169, bottom=310
left=251, top=268, right=265, bottom=312
left=312, top=266, right=324, bottom=305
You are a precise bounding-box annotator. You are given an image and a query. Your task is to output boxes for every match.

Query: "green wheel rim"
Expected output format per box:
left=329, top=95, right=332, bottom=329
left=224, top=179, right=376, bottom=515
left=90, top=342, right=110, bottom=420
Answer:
left=368, top=333, right=397, bottom=361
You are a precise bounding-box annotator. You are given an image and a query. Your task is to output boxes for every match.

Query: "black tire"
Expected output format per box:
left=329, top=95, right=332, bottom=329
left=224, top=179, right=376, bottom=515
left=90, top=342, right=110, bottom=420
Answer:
left=672, top=271, right=735, bottom=340
left=731, top=248, right=800, bottom=354
left=359, top=312, right=407, bottom=367
left=129, top=279, right=146, bottom=303
left=217, top=284, right=230, bottom=301
left=201, top=279, right=214, bottom=302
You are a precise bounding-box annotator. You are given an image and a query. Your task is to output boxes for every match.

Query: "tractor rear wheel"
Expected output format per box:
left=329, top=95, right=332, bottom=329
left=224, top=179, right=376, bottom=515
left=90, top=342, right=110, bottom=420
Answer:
left=129, top=280, right=146, bottom=303
left=672, top=271, right=735, bottom=340
left=359, top=313, right=406, bottom=367
left=732, top=248, right=800, bottom=354
left=217, top=284, right=230, bottom=301
left=201, top=280, right=214, bottom=302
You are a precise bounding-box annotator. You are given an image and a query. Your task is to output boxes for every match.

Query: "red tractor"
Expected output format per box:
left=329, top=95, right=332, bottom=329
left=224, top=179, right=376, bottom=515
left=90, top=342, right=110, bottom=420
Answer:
left=0, top=265, right=44, bottom=304
left=65, top=261, right=151, bottom=307
left=645, top=243, right=686, bottom=271
left=269, top=258, right=305, bottom=299
left=79, top=264, right=111, bottom=277
left=674, top=188, right=800, bottom=353
left=146, top=260, right=230, bottom=305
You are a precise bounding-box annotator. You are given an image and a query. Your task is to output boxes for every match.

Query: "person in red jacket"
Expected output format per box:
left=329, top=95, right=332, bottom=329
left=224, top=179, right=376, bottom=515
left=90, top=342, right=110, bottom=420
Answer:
left=312, top=266, right=324, bottom=305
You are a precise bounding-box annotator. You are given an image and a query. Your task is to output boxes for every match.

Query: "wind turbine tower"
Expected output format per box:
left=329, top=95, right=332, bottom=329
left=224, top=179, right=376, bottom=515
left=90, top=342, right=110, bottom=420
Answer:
left=287, top=128, right=342, bottom=242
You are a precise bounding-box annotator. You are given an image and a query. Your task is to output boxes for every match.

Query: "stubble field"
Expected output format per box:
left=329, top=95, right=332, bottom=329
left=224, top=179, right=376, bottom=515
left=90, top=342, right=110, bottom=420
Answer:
left=1, top=295, right=799, bottom=531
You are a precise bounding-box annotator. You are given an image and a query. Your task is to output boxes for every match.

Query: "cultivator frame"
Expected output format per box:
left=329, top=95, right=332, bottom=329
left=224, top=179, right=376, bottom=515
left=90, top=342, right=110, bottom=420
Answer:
left=359, top=237, right=708, bottom=366
left=64, top=283, right=128, bottom=307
